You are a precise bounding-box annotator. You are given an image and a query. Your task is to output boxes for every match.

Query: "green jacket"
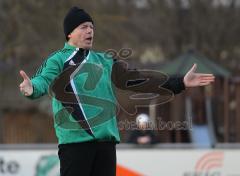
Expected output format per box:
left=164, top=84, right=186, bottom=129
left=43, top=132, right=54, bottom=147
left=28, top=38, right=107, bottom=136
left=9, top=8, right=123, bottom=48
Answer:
left=28, top=43, right=185, bottom=144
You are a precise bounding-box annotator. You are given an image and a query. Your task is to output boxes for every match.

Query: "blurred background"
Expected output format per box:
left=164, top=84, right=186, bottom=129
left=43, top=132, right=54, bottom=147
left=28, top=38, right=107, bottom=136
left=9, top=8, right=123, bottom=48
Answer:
left=1, top=0, right=240, bottom=175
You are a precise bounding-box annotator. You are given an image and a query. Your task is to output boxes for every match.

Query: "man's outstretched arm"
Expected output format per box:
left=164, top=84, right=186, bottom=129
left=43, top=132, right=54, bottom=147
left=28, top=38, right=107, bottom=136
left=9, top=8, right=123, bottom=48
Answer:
left=162, top=64, right=215, bottom=93
left=19, top=56, right=62, bottom=99
left=112, top=60, right=215, bottom=94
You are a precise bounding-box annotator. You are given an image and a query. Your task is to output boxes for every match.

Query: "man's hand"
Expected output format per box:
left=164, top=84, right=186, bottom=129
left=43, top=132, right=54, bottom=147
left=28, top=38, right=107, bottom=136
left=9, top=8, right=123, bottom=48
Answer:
left=184, top=64, right=215, bottom=88
left=19, top=70, right=33, bottom=96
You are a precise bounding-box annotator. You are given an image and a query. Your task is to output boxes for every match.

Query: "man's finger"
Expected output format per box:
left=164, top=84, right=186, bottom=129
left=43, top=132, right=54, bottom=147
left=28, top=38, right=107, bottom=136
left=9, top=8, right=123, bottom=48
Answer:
left=199, top=82, right=211, bottom=86
left=200, top=79, right=214, bottom=84
left=20, top=70, right=30, bottom=81
left=24, top=92, right=30, bottom=96
left=20, top=87, right=25, bottom=93
left=189, top=63, right=197, bottom=73
left=200, top=77, right=215, bottom=81
left=198, top=74, right=215, bottom=77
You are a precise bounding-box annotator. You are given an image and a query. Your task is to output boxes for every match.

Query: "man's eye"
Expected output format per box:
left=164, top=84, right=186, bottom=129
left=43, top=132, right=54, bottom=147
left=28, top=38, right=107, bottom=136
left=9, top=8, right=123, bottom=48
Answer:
left=79, top=25, right=93, bottom=30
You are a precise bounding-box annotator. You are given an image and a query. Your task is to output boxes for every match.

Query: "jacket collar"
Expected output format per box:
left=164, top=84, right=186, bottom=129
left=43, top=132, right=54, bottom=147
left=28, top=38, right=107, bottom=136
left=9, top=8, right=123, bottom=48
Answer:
left=64, top=42, right=77, bottom=50
left=63, top=43, right=91, bottom=54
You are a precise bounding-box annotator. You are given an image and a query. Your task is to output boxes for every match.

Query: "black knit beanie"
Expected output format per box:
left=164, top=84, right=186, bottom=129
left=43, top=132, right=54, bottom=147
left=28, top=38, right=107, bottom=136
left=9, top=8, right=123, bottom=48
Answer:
left=64, top=7, right=94, bottom=40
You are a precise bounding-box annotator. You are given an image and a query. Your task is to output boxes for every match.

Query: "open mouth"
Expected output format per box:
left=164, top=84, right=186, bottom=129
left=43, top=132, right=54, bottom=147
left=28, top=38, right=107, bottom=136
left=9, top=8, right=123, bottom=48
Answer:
left=86, top=37, right=92, bottom=42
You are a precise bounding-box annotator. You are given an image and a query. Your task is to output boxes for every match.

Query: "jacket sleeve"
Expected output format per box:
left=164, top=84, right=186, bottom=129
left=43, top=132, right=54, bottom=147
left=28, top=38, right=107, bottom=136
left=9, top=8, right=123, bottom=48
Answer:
left=161, top=77, right=185, bottom=94
left=27, top=55, right=62, bottom=99
left=111, top=59, right=185, bottom=95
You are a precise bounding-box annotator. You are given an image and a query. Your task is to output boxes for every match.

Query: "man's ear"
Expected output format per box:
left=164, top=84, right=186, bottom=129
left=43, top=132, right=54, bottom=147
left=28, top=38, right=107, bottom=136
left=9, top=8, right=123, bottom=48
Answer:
left=68, top=34, right=71, bottom=39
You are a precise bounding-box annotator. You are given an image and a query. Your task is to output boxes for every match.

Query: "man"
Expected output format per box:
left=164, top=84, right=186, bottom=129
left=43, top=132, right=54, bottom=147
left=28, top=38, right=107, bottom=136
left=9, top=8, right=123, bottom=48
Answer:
left=19, top=6, right=215, bottom=176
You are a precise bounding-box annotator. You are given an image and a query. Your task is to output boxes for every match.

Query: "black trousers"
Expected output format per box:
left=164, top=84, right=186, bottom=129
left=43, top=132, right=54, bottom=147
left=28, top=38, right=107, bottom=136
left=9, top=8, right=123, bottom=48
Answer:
left=58, top=141, right=116, bottom=176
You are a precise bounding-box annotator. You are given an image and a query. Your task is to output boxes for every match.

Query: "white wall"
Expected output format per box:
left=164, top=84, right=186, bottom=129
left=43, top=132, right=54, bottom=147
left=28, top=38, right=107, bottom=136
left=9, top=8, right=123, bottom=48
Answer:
left=0, top=148, right=240, bottom=176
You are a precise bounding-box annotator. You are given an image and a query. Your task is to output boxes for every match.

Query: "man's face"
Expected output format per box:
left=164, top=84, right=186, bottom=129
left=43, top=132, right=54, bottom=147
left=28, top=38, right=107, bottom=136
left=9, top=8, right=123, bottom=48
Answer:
left=68, top=22, right=94, bottom=49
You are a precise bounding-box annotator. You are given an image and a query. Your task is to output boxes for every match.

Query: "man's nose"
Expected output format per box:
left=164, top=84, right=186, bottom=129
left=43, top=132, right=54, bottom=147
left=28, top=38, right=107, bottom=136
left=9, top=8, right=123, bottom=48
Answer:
left=87, top=27, right=93, bottom=34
